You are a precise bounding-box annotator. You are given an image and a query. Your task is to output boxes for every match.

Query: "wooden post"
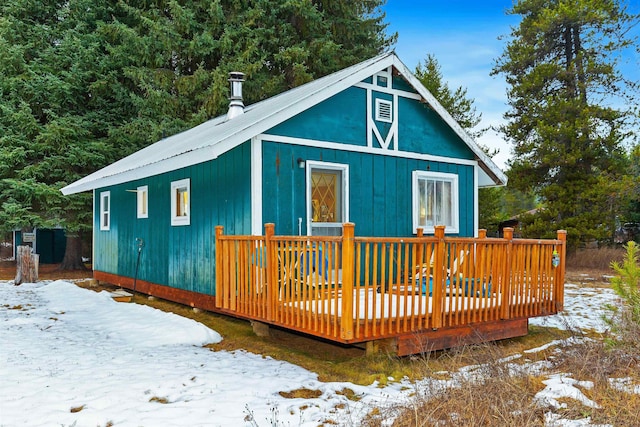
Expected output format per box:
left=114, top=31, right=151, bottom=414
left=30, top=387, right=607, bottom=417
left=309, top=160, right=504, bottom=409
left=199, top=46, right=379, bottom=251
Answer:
left=215, top=226, right=224, bottom=308
left=416, top=228, right=424, bottom=278
left=555, top=230, right=567, bottom=312
left=15, top=245, right=39, bottom=285
left=476, top=229, right=487, bottom=321
left=265, top=223, right=276, bottom=322
left=500, top=228, right=514, bottom=320
left=340, top=223, right=355, bottom=340
left=431, top=225, right=446, bottom=329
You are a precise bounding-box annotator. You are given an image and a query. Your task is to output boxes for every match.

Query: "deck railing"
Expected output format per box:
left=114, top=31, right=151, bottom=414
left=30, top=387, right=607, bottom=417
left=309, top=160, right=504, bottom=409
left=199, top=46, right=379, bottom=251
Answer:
left=214, top=224, right=566, bottom=344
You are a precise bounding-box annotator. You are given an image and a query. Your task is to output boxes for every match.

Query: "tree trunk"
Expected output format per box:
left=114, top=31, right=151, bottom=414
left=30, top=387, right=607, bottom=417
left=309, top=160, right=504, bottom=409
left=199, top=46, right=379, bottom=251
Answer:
left=59, top=234, right=87, bottom=271
left=15, top=245, right=39, bottom=285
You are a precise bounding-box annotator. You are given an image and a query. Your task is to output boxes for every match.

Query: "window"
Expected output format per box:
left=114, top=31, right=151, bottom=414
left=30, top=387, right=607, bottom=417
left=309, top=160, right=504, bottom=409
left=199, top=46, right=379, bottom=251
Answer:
left=375, top=99, right=393, bottom=123
left=307, top=162, right=349, bottom=236
left=412, top=171, right=459, bottom=234
left=375, top=71, right=390, bottom=88
left=99, top=191, right=110, bottom=231
left=137, top=185, right=148, bottom=218
left=171, top=179, right=190, bottom=226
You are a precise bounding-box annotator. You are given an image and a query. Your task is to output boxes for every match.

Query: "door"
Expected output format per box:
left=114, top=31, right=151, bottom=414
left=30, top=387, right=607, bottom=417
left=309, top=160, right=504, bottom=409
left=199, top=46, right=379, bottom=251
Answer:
left=306, top=161, right=349, bottom=236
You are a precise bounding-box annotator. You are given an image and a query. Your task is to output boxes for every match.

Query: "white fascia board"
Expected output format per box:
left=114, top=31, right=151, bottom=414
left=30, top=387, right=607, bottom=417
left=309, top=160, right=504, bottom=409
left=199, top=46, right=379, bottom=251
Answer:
left=390, top=56, right=508, bottom=187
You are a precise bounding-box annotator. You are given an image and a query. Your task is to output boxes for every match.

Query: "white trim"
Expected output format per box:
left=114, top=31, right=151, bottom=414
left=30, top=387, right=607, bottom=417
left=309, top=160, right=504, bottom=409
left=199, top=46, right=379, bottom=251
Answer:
left=306, top=161, right=349, bottom=236
left=137, top=185, right=149, bottom=218
left=366, top=89, right=373, bottom=148
left=170, top=178, right=190, bottom=226
left=392, top=93, right=399, bottom=150
left=354, top=81, right=422, bottom=100
left=412, top=171, right=459, bottom=234
left=251, top=137, right=263, bottom=234
left=99, top=191, right=110, bottom=231
left=92, top=190, right=95, bottom=265
left=258, top=133, right=480, bottom=169
left=474, top=166, right=479, bottom=237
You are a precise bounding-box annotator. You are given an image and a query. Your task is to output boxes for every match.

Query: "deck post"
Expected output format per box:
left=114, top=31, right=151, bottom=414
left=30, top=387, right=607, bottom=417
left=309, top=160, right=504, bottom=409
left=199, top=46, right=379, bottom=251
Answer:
left=215, top=226, right=224, bottom=308
left=265, top=223, right=276, bottom=322
left=340, top=223, right=355, bottom=340
left=555, top=230, right=567, bottom=311
left=500, top=228, right=514, bottom=319
left=432, top=225, right=446, bottom=329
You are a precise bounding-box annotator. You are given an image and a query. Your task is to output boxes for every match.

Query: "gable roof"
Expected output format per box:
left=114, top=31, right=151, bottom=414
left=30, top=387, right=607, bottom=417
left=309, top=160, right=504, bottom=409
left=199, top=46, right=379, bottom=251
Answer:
left=61, top=52, right=506, bottom=195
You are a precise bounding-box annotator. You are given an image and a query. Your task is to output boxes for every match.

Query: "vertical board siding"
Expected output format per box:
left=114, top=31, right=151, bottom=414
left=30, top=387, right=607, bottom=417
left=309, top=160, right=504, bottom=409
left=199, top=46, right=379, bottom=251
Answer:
left=267, top=87, right=367, bottom=146
left=93, top=143, right=252, bottom=296
left=397, top=97, right=474, bottom=159
left=261, top=141, right=474, bottom=238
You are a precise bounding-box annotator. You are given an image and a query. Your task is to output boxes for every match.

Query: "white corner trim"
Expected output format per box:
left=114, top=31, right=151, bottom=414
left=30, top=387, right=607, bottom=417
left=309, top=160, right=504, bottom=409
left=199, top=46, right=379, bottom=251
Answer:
left=251, top=137, right=263, bottom=235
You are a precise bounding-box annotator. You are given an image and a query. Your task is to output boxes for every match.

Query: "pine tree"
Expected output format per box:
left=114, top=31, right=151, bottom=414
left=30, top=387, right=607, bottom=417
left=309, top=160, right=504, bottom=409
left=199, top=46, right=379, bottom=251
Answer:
left=493, top=0, right=638, bottom=245
left=0, top=0, right=395, bottom=269
left=414, top=54, right=483, bottom=138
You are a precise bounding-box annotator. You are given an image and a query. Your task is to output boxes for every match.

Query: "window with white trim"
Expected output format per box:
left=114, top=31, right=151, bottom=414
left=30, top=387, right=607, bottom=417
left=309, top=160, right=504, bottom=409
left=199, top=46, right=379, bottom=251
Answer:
left=99, top=191, right=110, bottom=231
left=171, top=179, right=190, bottom=226
left=375, top=98, right=393, bottom=123
left=412, top=171, right=459, bottom=234
left=137, top=185, right=148, bottom=218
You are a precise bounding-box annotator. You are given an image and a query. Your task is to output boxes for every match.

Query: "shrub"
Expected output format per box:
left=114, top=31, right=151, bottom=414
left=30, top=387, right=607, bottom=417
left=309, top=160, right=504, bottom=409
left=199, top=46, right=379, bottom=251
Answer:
left=606, top=242, right=640, bottom=349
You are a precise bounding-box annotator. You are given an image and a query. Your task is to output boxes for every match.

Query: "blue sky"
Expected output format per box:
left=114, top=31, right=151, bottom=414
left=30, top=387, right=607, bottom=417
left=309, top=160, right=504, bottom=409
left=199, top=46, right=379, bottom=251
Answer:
left=382, top=0, right=640, bottom=169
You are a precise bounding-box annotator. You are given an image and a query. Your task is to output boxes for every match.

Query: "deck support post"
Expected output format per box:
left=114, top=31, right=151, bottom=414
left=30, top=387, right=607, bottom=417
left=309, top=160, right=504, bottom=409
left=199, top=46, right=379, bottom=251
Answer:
left=555, top=230, right=567, bottom=311
left=500, top=228, right=514, bottom=320
left=214, top=226, right=224, bottom=309
left=265, top=223, right=276, bottom=322
left=432, top=226, right=446, bottom=329
left=251, top=320, right=271, bottom=337
left=340, top=223, right=355, bottom=340
left=365, top=338, right=397, bottom=356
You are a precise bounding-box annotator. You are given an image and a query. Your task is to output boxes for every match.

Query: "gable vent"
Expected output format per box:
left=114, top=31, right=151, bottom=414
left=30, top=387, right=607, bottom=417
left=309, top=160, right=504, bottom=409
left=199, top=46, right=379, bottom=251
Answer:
left=375, top=99, right=393, bottom=123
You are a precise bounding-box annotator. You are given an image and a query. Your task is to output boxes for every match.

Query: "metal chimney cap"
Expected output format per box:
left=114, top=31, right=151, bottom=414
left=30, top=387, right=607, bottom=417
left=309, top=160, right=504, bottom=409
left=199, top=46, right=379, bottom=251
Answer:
left=228, top=71, right=245, bottom=82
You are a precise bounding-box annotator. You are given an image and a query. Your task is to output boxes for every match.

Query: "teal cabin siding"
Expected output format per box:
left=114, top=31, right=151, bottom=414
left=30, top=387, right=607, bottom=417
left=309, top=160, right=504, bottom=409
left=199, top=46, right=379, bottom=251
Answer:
left=93, top=143, right=252, bottom=295
left=260, top=141, right=474, bottom=237
left=268, top=87, right=368, bottom=146
left=262, top=80, right=478, bottom=237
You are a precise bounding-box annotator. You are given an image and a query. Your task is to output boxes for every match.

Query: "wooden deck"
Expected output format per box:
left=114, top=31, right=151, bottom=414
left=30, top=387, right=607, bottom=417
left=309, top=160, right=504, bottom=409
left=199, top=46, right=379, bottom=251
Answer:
left=215, top=224, right=566, bottom=356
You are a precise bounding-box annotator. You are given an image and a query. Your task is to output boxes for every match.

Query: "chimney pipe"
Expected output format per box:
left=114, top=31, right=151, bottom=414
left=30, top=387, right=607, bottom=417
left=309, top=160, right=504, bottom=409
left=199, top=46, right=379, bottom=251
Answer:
left=227, top=71, right=245, bottom=120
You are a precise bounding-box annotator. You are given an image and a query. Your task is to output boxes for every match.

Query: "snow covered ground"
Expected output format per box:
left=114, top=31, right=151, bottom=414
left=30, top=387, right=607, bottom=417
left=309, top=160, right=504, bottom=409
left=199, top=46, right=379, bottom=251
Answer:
left=0, top=280, right=629, bottom=426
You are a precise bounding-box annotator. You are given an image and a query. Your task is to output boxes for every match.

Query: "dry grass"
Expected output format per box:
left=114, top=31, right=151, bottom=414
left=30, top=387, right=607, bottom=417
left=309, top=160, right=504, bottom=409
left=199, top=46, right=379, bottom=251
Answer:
left=566, top=246, right=625, bottom=272
left=548, top=336, right=640, bottom=426
left=361, top=342, right=549, bottom=427
left=278, top=388, right=323, bottom=399
left=360, top=334, right=640, bottom=427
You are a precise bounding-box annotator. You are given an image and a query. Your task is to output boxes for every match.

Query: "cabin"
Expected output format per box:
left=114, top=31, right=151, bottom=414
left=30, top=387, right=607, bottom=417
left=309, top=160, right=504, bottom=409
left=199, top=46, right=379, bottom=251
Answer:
left=62, top=52, right=565, bottom=355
